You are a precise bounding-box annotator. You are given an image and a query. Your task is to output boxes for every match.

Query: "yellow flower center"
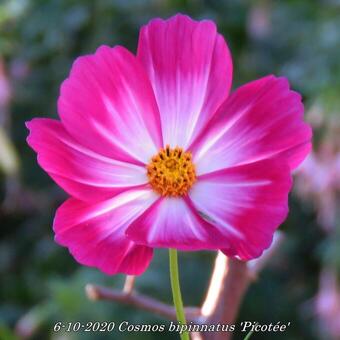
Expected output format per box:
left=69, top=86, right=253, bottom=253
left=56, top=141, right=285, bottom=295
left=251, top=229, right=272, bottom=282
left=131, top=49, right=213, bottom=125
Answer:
left=147, top=145, right=196, bottom=197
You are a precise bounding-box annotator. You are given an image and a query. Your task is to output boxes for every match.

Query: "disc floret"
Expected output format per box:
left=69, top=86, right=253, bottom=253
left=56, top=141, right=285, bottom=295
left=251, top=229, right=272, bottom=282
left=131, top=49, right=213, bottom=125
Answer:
left=147, top=145, right=196, bottom=196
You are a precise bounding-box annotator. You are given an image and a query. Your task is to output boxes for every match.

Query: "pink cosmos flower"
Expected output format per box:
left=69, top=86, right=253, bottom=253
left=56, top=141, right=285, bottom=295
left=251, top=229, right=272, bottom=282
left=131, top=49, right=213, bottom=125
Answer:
left=26, top=14, right=312, bottom=275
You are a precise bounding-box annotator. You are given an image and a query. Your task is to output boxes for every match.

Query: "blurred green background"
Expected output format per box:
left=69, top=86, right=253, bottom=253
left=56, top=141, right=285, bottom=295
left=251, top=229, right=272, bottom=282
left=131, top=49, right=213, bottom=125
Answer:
left=0, top=0, right=339, bottom=339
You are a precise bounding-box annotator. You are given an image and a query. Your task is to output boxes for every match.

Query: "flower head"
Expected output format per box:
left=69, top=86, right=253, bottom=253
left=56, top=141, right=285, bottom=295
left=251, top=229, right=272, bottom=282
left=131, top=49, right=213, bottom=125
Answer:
left=26, top=14, right=312, bottom=275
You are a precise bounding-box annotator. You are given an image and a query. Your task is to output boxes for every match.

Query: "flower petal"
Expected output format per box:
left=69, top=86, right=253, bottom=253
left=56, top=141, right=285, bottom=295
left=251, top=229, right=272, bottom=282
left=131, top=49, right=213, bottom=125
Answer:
left=137, top=14, right=233, bottom=148
left=190, top=75, right=312, bottom=175
left=190, top=159, right=292, bottom=260
left=58, top=45, right=163, bottom=165
left=53, top=188, right=158, bottom=275
left=26, top=118, right=148, bottom=203
left=126, top=196, right=223, bottom=250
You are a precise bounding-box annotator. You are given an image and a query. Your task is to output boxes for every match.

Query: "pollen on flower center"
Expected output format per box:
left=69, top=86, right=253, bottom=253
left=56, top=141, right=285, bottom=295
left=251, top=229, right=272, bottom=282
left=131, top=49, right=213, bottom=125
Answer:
left=147, top=145, right=196, bottom=197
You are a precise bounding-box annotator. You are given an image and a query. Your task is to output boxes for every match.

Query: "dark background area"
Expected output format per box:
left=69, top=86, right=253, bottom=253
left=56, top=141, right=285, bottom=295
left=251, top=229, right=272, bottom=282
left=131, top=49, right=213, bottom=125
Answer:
left=0, top=0, right=339, bottom=339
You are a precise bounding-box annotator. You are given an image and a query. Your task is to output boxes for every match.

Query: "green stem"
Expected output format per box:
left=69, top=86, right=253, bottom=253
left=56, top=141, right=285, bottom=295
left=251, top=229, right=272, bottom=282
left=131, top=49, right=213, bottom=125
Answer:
left=244, top=328, right=255, bottom=340
left=169, top=249, right=189, bottom=340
